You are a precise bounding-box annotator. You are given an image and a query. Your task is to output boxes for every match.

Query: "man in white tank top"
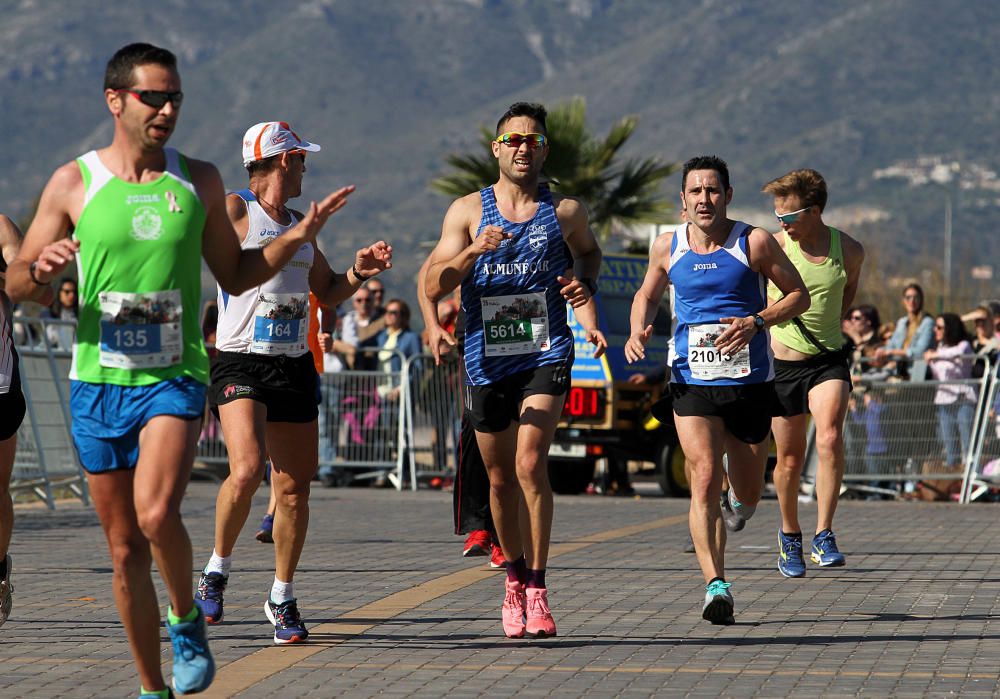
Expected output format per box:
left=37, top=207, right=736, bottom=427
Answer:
left=194, top=121, right=392, bottom=646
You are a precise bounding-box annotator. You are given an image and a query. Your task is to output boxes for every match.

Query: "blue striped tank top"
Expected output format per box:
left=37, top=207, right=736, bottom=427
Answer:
left=462, top=185, right=574, bottom=385
left=668, top=221, right=773, bottom=385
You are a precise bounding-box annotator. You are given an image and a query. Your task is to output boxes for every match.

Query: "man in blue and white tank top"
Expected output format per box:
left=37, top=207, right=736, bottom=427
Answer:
left=425, top=102, right=607, bottom=640
left=194, top=121, right=392, bottom=647
left=626, top=156, right=809, bottom=626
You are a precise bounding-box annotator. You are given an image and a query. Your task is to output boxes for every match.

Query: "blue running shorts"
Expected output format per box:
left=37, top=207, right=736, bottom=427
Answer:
left=70, top=376, right=207, bottom=474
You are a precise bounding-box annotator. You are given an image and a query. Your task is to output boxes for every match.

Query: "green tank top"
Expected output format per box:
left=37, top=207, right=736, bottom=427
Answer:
left=70, top=148, right=209, bottom=386
left=768, top=227, right=847, bottom=355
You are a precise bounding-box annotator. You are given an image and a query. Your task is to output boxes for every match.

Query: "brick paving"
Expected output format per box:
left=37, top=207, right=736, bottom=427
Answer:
left=2, top=482, right=1000, bottom=697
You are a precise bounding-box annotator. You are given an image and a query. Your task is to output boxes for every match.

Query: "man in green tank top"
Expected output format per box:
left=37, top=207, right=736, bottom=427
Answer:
left=7, top=43, right=354, bottom=699
left=737, top=169, right=864, bottom=579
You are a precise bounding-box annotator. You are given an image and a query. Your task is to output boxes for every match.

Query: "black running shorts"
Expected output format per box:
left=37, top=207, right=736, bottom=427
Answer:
left=669, top=382, right=776, bottom=444
left=0, top=357, right=25, bottom=441
left=208, top=351, right=319, bottom=423
left=464, top=361, right=572, bottom=433
left=772, top=354, right=852, bottom=418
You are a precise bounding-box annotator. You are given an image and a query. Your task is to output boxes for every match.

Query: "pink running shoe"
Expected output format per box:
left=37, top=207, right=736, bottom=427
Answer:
left=525, top=587, right=557, bottom=638
left=502, top=579, right=526, bottom=638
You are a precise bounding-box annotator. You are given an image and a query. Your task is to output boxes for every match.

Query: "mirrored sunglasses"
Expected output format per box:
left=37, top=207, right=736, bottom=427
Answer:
left=774, top=206, right=811, bottom=226
left=494, top=132, right=547, bottom=149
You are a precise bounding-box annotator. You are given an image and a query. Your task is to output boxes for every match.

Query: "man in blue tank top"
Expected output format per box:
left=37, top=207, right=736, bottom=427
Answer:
left=425, top=102, right=606, bottom=639
left=627, top=156, right=809, bottom=625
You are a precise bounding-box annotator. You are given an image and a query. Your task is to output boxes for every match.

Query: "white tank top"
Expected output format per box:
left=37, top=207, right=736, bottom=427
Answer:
left=215, top=189, right=314, bottom=356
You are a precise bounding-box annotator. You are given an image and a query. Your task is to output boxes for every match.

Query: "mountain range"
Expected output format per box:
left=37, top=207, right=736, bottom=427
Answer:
left=2, top=0, right=997, bottom=313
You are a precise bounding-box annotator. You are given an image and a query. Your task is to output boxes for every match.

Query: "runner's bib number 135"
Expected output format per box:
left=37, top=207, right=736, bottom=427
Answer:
left=99, top=290, right=182, bottom=369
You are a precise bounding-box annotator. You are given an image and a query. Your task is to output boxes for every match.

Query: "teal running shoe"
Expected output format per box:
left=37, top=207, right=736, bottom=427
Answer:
left=778, top=530, right=806, bottom=578
left=702, top=580, right=735, bottom=625
left=811, top=529, right=846, bottom=567
left=166, top=607, right=215, bottom=695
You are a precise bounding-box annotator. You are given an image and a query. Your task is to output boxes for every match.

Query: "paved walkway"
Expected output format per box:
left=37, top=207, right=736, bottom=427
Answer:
left=3, top=483, right=1000, bottom=697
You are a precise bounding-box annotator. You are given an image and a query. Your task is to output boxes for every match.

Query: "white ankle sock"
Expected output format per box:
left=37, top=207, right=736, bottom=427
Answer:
left=205, top=551, right=231, bottom=577
left=271, top=577, right=294, bottom=604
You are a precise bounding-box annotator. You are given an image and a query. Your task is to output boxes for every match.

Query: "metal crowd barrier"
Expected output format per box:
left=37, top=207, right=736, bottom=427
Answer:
left=316, top=348, right=408, bottom=488
left=960, top=359, right=1000, bottom=503
left=11, top=317, right=88, bottom=508
left=840, top=355, right=994, bottom=501
left=401, top=351, right=461, bottom=490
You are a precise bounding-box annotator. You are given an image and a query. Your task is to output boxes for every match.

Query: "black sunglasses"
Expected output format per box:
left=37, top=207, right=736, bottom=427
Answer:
left=117, top=89, right=184, bottom=109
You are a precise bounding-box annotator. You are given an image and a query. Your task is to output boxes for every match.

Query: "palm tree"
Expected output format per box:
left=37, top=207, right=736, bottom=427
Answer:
left=431, top=97, right=678, bottom=240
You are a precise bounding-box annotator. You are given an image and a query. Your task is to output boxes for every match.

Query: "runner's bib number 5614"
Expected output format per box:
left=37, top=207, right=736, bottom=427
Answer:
left=99, top=290, right=182, bottom=369
left=481, top=292, right=550, bottom=357
left=687, top=323, right=751, bottom=380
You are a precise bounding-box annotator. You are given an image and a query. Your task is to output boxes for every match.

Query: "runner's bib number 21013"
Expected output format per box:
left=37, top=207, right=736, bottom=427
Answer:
left=687, top=323, right=751, bottom=380
left=481, top=292, right=550, bottom=357
left=99, top=290, right=182, bottom=369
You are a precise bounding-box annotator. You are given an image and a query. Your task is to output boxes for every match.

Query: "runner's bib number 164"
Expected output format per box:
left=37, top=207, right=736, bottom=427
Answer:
left=687, top=323, right=751, bottom=380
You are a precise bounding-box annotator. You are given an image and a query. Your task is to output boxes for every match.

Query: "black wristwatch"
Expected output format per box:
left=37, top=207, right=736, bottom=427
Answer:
left=752, top=314, right=766, bottom=333
left=581, top=277, right=598, bottom=297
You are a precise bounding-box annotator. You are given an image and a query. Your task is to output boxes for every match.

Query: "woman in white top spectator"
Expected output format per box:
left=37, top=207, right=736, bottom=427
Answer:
left=40, top=277, right=78, bottom=351
left=925, top=313, right=976, bottom=468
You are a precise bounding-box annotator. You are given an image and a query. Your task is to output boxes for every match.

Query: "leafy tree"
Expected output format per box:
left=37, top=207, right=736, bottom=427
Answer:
left=431, top=97, right=677, bottom=240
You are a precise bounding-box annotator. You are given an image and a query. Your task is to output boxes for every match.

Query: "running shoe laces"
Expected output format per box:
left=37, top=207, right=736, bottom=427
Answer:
left=194, top=572, right=227, bottom=624
left=706, top=580, right=732, bottom=597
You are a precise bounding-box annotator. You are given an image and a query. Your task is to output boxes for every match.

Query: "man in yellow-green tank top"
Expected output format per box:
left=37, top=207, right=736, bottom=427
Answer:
left=741, top=170, right=864, bottom=579
left=7, top=43, right=354, bottom=699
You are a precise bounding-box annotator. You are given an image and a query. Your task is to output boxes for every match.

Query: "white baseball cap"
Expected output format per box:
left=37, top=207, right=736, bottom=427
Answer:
left=241, top=121, right=321, bottom=166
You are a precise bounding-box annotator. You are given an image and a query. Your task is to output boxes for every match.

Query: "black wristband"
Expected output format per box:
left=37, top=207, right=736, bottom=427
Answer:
left=351, top=264, right=372, bottom=283
left=29, top=261, right=46, bottom=285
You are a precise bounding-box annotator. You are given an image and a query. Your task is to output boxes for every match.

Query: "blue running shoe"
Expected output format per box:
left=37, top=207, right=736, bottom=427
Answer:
left=194, top=572, right=227, bottom=624
left=811, top=529, right=846, bottom=567
left=255, top=514, right=274, bottom=544
left=265, top=598, right=309, bottom=644
left=166, top=607, right=215, bottom=695
left=702, top=580, right=735, bottom=625
left=778, top=530, right=806, bottom=578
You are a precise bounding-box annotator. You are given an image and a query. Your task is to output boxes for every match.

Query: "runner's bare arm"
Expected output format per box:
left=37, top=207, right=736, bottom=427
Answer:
left=625, top=231, right=672, bottom=364
left=716, top=227, right=809, bottom=356
left=572, top=296, right=608, bottom=359
left=7, top=162, right=82, bottom=304
left=195, top=159, right=354, bottom=295
left=0, top=215, right=23, bottom=293
left=417, top=254, right=457, bottom=365
left=556, top=196, right=602, bottom=308
left=839, top=232, right=865, bottom=314
left=309, top=239, right=392, bottom=309
left=425, top=194, right=503, bottom=302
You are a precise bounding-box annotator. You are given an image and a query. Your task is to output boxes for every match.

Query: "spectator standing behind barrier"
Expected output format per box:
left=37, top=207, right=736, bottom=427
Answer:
left=40, top=277, right=78, bottom=351
left=925, top=313, right=977, bottom=469
left=965, top=304, right=999, bottom=360
left=877, top=283, right=934, bottom=376
left=341, top=285, right=380, bottom=369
